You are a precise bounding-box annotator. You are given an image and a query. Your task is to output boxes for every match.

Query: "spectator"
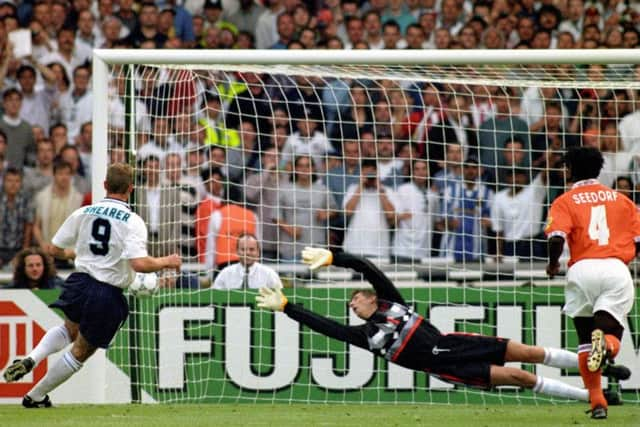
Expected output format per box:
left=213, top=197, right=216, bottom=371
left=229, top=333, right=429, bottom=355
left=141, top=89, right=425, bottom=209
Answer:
left=23, top=139, right=56, bottom=197
left=59, top=65, right=93, bottom=142
left=325, top=139, right=361, bottom=207
left=476, top=87, right=531, bottom=176
left=134, top=155, right=180, bottom=257
left=99, top=15, right=125, bottom=49
left=276, top=155, right=337, bottom=261
left=212, top=234, right=282, bottom=290
left=382, top=20, right=405, bottom=49
left=75, top=122, right=92, bottom=179
left=363, top=10, right=384, bottom=48
left=124, top=2, right=168, bottom=48
left=163, top=0, right=195, bottom=45
left=331, top=82, right=374, bottom=143
left=32, top=160, right=83, bottom=252
left=225, top=0, right=265, bottom=36
left=226, top=121, right=260, bottom=183
left=245, top=147, right=285, bottom=261
left=137, top=117, right=182, bottom=162
left=491, top=168, right=547, bottom=261
left=115, top=0, right=138, bottom=34
left=432, top=142, right=463, bottom=195
left=382, top=0, right=416, bottom=34
left=515, top=16, right=536, bottom=46
left=205, top=190, right=258, bottom=273
left=271, top=12, right=295, bottom=49
left=282, top=109, right=332, bottom=170
left=41, top=27, right=92, bottom=81
left=343, top=159, right=396, bottom=258
left=47, top=62, right=71, bottom=125
left=4, top=247, right=63, bottom=290
left=558, top=0, right=586, bottom=42
left=434, top=27, right=452, bottom=49
left=0, top=167, right=34, bottom=267
left=405, top=23, right=426, bottom=49
left=198, top=92, right=240, bottom=148
left=163, top=152, right=201, bottom=261
left=50, top=123, right=69, bottom=154
left=225, top=72, right=273, bottom=148
left=344, top=16, right=365, bottom=49
left=16, top=62, right=57, bottom=133
left=0, top=88, right=36, bottom=168
left=374, top=131, right=404, bottom=188
left=195, top=166, right=225, bottom=263
left=440, top=157, right=493, bottom=262
left=75, top=10, right=99, bottom=51
left=58, top=145, right=90, bottom=195
left=614, top=176, right=635, bottom=203
left=255, top=0, right=284, bottom=49
left=437, top=0, right=465, bottom=36
left=393, top=159, right=440, bottom=262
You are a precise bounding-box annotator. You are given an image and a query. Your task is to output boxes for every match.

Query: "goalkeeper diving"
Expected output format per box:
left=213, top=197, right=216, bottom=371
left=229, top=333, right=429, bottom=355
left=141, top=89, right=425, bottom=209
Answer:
left=257, top=248, right=630, bottom=406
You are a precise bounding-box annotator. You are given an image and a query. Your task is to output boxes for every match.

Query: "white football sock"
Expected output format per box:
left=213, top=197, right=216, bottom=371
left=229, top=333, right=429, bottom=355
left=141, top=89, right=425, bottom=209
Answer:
left=28, top=351, right=83, bottom=402
left=27, top=325, right=72, bottom=366
left=533, top=375, right=588, bottom=401
left=543, top=347, right=578, bottom=369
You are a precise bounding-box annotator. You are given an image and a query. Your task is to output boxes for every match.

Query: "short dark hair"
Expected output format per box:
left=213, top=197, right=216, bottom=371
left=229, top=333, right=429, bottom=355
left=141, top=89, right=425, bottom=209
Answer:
left=361, top=158, right=377, bottom=170
left=564, top=146, right=604, bottom=181
left=200, top=166, right=224, bottom=182
left=53, top=159, right=72, bottom=174
left=2, top=87, right=22, bottom=100
left=4, top=166, right=22, bottom=178
left=17, top=64, right=36, bottom=79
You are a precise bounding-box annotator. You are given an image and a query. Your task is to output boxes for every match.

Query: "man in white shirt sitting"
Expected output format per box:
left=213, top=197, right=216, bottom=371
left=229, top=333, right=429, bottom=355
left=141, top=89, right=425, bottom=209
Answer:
left=212, top=234, right=282, bottom=290
left=490, top=168, right=547, bottom=261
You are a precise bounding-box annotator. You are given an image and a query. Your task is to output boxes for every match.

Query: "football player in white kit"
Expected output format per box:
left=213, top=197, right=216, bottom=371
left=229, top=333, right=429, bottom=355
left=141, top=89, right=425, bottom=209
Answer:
left=3, top=163, right=181, bottom=407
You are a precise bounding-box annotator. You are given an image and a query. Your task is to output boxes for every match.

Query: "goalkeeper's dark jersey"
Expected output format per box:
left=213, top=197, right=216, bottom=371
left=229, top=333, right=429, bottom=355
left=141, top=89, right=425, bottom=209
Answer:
left=283, top=252, right=444, bottom=371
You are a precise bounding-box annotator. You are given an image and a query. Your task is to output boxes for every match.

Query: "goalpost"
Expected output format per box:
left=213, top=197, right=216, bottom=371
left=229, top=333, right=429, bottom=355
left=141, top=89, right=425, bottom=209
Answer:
left=92, top=49, right=640, bottom=404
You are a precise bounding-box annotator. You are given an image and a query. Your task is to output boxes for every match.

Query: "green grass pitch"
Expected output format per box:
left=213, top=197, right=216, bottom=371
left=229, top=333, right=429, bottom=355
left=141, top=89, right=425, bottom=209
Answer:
left=1, top=404, right=638, bottom=427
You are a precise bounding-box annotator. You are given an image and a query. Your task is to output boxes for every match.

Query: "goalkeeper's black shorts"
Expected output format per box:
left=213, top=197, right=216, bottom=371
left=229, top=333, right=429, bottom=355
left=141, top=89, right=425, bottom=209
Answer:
left=423, top=333, right=509, bottom=390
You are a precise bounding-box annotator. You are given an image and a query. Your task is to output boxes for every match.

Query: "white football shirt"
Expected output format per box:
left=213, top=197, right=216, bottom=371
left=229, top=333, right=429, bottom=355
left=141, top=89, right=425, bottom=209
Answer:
left=212, top=262, right=282, bottom=290
left=52, top=198, right=149, bottom=289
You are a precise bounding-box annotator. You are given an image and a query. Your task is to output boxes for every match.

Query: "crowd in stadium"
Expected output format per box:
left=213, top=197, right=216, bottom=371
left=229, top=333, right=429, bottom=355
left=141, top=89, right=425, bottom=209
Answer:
left=1, top=0, right=640, bottom=288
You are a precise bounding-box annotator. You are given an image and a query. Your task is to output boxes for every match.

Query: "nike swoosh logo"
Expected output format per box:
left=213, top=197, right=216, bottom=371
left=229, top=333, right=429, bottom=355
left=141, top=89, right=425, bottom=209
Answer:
left=432, top=346, right=451, bottom=355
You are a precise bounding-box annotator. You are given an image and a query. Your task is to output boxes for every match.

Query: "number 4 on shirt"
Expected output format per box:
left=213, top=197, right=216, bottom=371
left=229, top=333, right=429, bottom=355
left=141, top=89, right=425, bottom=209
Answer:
left=588, top=205, right=610, bottom=246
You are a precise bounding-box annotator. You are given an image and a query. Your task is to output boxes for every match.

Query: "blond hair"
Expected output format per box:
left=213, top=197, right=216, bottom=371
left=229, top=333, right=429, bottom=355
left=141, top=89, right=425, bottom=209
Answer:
left=105, top=163, right=133, bottom=194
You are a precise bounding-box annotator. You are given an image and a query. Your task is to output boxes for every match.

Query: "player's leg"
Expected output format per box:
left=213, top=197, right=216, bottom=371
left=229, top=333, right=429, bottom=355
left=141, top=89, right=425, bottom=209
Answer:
left=25, top=331, right=97, bottom=404
left=3, top=320, right=78, bottom=383
left=588, top=259, right=634, bottom=372
left=490, top=365, right=591, bottom=401
left=503, top=340, right=577, bottom=368
left=573, top=316, right=608, bottom=418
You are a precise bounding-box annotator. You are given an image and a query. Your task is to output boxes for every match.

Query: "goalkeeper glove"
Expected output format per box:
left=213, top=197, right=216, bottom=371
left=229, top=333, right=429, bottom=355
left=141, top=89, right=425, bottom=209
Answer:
left=301, top=247, right=333, bottom=270
left=256, top=287, right=288, bottom=311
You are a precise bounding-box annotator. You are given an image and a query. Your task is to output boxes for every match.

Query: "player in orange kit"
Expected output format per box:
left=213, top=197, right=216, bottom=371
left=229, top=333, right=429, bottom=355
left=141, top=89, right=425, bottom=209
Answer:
left=545, top=146, right=638, bottom=419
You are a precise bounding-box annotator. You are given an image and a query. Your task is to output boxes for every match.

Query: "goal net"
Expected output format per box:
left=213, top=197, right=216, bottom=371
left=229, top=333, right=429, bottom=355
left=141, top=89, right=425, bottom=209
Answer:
left=93, top=50, right=640, bottom=404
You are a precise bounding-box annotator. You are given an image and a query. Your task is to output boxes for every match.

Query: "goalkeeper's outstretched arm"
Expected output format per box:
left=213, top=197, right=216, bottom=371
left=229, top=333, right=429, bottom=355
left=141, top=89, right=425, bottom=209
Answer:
left=330, top=250, right=406, bottom=305
left=256, top=287, right=369, bottom=349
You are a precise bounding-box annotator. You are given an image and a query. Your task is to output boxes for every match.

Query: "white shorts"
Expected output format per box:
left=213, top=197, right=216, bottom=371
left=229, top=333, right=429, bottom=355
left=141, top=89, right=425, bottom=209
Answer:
left=564, top=258, right=635, bottom=326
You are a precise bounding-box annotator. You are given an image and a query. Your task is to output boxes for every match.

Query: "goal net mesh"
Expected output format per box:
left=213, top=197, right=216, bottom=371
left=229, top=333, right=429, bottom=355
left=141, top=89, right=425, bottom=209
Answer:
left=103, top=61, right=640, bottom=404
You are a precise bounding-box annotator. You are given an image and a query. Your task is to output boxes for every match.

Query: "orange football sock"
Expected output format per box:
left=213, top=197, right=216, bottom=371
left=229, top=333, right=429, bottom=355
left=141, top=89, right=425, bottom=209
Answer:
left=605, top=334, right=620, bottom=359
left=579, top=351, right=606, bottom=409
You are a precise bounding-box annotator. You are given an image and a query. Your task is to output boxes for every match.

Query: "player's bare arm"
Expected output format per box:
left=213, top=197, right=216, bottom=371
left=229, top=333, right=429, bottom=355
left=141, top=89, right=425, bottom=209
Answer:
left=130, top=253, right=182, bottom=273
left=546, top=236, right=564, bottom=278
left=48, top=244, right=76, bottom=261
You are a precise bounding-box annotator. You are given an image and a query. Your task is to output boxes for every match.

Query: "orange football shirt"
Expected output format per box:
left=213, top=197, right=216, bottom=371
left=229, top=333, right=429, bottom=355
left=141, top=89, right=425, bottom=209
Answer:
left=545, top=180, right=640, bottom=266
